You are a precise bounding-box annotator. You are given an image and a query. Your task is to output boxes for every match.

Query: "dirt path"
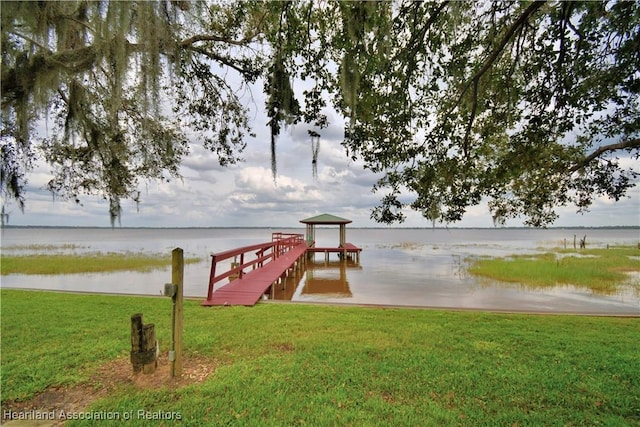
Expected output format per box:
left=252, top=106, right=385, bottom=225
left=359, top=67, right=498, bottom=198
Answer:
left=2, top=354, right=217, bottom=426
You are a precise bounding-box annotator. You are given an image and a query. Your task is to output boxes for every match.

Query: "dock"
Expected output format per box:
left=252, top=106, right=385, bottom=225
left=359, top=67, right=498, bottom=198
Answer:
left=202, top=214, right=362, bottom=307
left=201, top=233, right=361, bottom=306
left=306, top=243, right=362, bottom=263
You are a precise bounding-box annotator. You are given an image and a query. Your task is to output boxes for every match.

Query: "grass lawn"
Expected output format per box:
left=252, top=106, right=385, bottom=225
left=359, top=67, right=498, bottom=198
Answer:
left=0, top=252, right=202, bottom=275
left=1, top=289, right=639, bottom=426
left=467, top=246, right=640, bottom=293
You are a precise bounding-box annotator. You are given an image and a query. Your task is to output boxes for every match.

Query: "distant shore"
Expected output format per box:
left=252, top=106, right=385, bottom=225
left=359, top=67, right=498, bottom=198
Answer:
left=2, top=225, right=639, bottom=230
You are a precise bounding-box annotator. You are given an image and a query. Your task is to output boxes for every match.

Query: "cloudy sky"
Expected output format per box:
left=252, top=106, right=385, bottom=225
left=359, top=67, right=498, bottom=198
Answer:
left=4, top=81, right=639, bottom=229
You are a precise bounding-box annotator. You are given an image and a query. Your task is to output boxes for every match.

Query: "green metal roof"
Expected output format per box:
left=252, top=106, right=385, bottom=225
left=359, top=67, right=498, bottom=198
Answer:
left=300, top=213, right=352, bottom=224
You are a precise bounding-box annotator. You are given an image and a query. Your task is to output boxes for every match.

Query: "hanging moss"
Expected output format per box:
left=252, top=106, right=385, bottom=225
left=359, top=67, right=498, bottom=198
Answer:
left=265, top=50, right=300, bottom=179
left=309, top=130, right=320, bottom=179
left=337, top=1, right=378, bottom=119
left=2, top=0, right=191, bottom=223
left=340, top=52, right=360, bottom=117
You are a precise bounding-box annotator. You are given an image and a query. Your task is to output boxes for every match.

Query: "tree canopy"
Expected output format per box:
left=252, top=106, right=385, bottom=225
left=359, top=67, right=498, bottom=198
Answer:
left=2, top=0, right=639, bottom=226
left=2, top=0, right=266, bottom=223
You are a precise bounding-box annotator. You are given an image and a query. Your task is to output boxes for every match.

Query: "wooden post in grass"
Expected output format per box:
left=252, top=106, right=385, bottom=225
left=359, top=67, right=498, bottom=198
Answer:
left=131, top=314, right=143, bottom=373
left=171, top=248, right=184, bottom=378
left=130, top=313, right=158, bottom=374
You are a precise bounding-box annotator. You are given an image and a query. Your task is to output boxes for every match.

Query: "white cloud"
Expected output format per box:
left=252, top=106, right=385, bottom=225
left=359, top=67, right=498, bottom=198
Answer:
left=232, top=166, right=324, bottom=207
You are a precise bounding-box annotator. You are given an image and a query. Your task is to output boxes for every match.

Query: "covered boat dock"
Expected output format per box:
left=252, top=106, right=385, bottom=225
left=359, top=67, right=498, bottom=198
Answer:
left=301, top=213, right=362, bottom=263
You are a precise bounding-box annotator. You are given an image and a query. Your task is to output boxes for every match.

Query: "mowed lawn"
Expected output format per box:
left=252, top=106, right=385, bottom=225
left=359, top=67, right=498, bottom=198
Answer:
left=1, top=289, right=638, bottom=426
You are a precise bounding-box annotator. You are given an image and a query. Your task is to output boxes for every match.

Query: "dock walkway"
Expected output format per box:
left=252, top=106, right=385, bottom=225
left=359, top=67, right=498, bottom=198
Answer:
left=201, top=233, right=361, bottom=307
left=202, top=234, right=308, bottom=306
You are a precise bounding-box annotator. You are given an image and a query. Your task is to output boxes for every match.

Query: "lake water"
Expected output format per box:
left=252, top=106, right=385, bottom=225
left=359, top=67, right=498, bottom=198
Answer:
left=1, top=227, right=639, bottom=314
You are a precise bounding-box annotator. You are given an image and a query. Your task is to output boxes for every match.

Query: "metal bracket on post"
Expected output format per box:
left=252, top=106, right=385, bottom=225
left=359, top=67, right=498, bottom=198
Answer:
left=164, top=283, right=177, bottom=298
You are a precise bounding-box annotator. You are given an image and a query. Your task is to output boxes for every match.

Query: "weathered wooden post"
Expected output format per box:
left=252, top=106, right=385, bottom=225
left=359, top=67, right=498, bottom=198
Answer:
left=130, top=313, right=158, bottom=374
left=171, top=248, right=184, bottom=378
left=131, top=314, right=143, bottom=373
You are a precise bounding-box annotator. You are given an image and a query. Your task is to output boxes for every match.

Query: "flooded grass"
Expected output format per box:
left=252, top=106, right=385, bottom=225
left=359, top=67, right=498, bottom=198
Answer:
left=1, top=290, right=638, bottom=426
left=2, top=243, right=87, bottom=251
left=0, top=252, right=202, bottom=275
left=467, top=246, right=640, bottom=293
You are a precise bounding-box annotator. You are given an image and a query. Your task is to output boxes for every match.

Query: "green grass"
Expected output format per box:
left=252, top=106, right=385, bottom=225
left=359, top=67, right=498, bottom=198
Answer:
left=1, top=289, right=639, bottom=426
left=0, top=252, right=202, bottom=275
left=468, top=246, right=640, bottom=293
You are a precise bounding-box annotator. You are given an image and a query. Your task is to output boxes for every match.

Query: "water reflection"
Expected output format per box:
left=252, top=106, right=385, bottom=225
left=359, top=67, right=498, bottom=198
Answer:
left=270, top=259, right=361, bottom=301
left=301, top=260, right=361, bottom=298
left=270, top=261, right=304, bottom=301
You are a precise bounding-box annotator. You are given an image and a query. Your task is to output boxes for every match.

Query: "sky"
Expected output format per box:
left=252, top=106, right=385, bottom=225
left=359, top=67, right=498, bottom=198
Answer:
left=3, top=81, right=639, bottom=229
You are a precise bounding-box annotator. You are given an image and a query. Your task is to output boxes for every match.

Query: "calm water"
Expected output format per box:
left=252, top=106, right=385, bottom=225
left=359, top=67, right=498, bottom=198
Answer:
left=1, top=227, right=639, bottom=314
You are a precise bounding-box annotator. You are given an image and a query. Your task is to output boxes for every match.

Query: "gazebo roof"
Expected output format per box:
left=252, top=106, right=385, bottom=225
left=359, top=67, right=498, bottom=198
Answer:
left=300, top=213, right=352, bottom=225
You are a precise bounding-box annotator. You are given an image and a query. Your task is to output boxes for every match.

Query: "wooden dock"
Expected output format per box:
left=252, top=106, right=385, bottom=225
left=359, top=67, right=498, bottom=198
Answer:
left=201, top=233, right=361, bottom=307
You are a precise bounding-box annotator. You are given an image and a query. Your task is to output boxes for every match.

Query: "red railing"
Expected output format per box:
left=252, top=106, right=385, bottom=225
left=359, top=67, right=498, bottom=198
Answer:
left=207, top=233, right=304, bottom=300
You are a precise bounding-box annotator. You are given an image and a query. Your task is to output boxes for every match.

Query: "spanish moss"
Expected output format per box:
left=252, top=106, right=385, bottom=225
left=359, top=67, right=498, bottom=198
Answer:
left=310, top=130, right=320, bottom=180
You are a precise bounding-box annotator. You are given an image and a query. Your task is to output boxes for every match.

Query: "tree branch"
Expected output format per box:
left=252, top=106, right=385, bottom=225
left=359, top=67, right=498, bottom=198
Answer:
left=1, top=33, right=258, bottom=103
left=460, top=1, right=545, bottom=100
left=462, top=76, right=479, bottom=158
left=8, top=30, right=49, bottom=50
left=397, top=0, right=449, bottom=63
left=179, top=33, right=258, bottom=48
left=183, top=45, right=254, bottom=77
left=452, top=1, right=546, bottom=153
left=450, top=0, right=545, bottom=113
left=569, top=138, right=640, bottom=172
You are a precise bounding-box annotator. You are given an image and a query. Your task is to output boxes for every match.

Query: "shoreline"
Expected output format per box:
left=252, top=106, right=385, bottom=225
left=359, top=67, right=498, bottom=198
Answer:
left=3, top=228, right=637, bottom=315
left=2, top=288, right=638, bottom=317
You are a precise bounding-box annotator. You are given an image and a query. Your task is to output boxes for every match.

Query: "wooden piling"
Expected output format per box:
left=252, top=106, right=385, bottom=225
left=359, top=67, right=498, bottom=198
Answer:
left=130, top=313, right=158, bottom=374
left=141, top=324, right=158, bottom=374
left=131, top=314, right=143, bottom=374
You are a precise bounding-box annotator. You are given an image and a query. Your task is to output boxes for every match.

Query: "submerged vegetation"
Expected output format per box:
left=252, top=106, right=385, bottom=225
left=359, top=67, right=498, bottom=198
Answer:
left=0, top=252, right=202, bottom=275
left=1, top=290, right=639, bottom=425
left=467, top=246, right=640, bottom=293
left=1, top=243, right=86, bottom=251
